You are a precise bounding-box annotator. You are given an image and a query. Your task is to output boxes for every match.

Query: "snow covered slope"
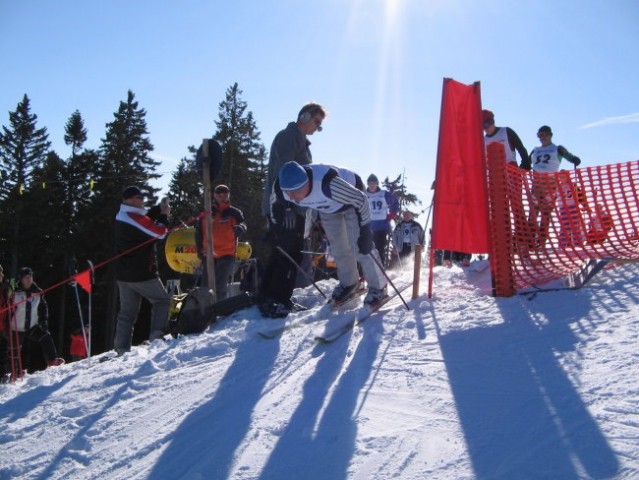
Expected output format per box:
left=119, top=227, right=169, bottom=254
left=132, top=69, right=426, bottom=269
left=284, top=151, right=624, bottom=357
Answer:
left=1, top=261, right=638, bottom=479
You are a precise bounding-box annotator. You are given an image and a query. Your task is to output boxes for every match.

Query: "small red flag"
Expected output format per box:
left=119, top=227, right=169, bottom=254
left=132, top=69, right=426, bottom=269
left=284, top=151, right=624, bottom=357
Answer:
left=75, top=270, right=92, bottom=294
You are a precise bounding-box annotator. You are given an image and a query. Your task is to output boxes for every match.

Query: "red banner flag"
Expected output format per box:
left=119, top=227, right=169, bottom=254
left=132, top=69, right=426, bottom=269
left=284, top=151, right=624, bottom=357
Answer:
left=431, top=78, right=490, bottom=254
left=75, top=270, right=92, bottom=294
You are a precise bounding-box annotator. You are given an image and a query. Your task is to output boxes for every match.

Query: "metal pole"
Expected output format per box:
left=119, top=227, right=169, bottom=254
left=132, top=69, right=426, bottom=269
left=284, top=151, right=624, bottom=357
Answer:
left=369, top=253, right=410, bottom=310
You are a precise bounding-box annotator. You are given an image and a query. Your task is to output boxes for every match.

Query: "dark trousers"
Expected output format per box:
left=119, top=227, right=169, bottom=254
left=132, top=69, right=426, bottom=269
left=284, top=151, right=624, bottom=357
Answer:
left=259, top=216, right=305, bottom=305
left=20, top=325, right=58, bottom=370
left=200, top=255, right=236, bottom=300
left=373, top=231, right=389, bottom=266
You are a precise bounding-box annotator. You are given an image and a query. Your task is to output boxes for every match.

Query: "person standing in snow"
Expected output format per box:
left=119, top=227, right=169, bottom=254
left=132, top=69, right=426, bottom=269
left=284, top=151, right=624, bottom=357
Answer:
left=392, top=210, right=425, bottom=260
left=482, top=110, right=530, bottom=170
left=366, top=174, right=399, bottom=267
left=483, top=109, right=531, bottom=252
left=195, top=184, right=247, bottom=300
left=273, top=161, right=387, bottom=306
left=258, top=103, right=327, bottom=318
left=528, top=125, right=582, bottom=247
left=113, top=186, right=171, bottom=356
left=12, top=267, right=65, bottom=371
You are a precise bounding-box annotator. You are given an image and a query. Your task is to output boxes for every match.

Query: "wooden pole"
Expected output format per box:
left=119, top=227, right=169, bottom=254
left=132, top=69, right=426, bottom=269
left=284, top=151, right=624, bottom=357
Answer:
left=412, top=244, right=422, bottom=300
left=202, top=139, right=217, bottom=301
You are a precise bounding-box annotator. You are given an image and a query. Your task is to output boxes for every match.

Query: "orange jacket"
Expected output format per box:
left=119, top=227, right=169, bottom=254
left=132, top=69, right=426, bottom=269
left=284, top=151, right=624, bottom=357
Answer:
left=195, top=201, right=247, bottom=259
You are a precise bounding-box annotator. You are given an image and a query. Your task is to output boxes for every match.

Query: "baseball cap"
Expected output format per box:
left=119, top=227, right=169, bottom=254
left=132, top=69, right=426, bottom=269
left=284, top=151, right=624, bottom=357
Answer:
left=122, top=186, right=143, bottom=199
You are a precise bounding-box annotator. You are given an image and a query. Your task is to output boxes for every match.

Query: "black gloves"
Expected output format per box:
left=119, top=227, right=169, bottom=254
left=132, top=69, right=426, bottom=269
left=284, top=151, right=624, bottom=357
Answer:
left=571, top=156, right=581, bottom=166
left=357, top=225, right=374, bottom=255
left=283, top=208, right=296, bottom=230
left=233, top=225, right=244, bottom=237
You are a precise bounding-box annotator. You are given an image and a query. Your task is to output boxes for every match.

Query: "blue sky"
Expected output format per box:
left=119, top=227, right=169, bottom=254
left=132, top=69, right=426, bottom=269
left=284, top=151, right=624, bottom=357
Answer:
left=1, top=0, right=638, bottom=214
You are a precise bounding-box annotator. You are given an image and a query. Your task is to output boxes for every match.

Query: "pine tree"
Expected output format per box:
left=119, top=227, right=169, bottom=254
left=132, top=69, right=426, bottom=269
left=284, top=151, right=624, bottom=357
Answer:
left=0, top=94, right=51, bottom=274
left=384, top=174, right=423, bottom=214
left=64, top=110, right=88, bottom=157
left=213, top=83, right=267, bottom=260
left=99, top=90, right=160, bottom=202
left=166, top=152, right=202, bottom=225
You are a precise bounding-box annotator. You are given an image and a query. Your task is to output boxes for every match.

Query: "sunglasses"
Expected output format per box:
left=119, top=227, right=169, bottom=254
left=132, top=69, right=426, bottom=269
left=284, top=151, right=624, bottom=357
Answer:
left=214, top=189, right=230, bottom=194
left=483, top=120, right=494, bottom=129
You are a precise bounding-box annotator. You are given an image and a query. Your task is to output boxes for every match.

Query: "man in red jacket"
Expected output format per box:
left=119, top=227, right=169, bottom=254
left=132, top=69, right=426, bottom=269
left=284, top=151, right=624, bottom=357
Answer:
left=195, top=184, right=247, bottom=300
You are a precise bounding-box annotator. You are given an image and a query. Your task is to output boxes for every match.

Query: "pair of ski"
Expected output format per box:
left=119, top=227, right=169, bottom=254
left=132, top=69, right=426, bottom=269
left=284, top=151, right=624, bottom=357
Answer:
left=314, top=291, right=401, bottom=343
left=257, top=287, right=367, bottom=340
left=258, top=283, right=411, bottom=343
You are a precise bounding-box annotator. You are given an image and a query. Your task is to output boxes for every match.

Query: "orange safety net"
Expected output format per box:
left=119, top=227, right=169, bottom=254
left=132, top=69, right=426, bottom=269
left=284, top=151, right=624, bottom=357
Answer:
left=499, top=159, right=639, bottom=290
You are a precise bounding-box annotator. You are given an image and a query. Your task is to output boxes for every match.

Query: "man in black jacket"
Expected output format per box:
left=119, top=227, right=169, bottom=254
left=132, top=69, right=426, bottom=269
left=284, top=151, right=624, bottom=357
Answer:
left=113, top=186, right=171, bottom=355
left=258, top=103, right=326, bottom=318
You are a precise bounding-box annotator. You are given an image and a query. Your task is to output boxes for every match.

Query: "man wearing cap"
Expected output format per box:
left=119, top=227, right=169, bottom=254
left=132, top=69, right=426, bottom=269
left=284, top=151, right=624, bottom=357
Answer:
left=258, top=103, right=327, bottom=318
left=528, top=126, right=582, bottom=246
left=482, top=110, right=530, bottom=170
left=483, top=109, right=531, bottom=252
left=273, top=161, right=387, bottom=306
left=12, top=267, right=65, bottom=370
left=195, top=184, right=247, bottom=300
left=113, top=186, right=171, bottom=355
left=365, top=174, right=399, bottom=267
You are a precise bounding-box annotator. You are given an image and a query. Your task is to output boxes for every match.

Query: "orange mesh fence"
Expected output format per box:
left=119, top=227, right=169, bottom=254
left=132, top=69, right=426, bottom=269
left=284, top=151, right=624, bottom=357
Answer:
left=499, top=159, right=639, bottom=290
left=486, top=142, right=515, bottom=296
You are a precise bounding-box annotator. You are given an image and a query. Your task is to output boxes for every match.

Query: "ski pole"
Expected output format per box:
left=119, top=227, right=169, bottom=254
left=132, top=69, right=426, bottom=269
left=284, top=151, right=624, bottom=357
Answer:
left=369, top=253, right=410, bottom=310
left=70, top=257, right=91, bottom=361
left=423, top=197, right=434, bottom=231
left=275, top=246, right=327, bottom=299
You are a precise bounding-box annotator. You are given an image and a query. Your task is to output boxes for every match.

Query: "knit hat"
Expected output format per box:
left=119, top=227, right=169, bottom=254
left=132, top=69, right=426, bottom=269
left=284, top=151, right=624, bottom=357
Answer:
left=18, top=267, right=33, bottom=281
left=122, top=186, right=143, bottom=199
left=482, top=110, right=494, bottom=122
left=214, top=184, right=230, bottom=194
left=279, top=162, right=309, bottom=191
left=367, top=174, right=379, bottom=184
left=538, top=125, right=553, bottom=135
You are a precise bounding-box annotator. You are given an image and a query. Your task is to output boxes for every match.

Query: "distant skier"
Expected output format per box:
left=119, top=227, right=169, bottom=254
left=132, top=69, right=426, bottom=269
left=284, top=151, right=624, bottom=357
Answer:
left=528, top=125, right=582, bottom=246
left=365, top=174, right=399, bottom=266
left=392, top=210, right=425, bottom=260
